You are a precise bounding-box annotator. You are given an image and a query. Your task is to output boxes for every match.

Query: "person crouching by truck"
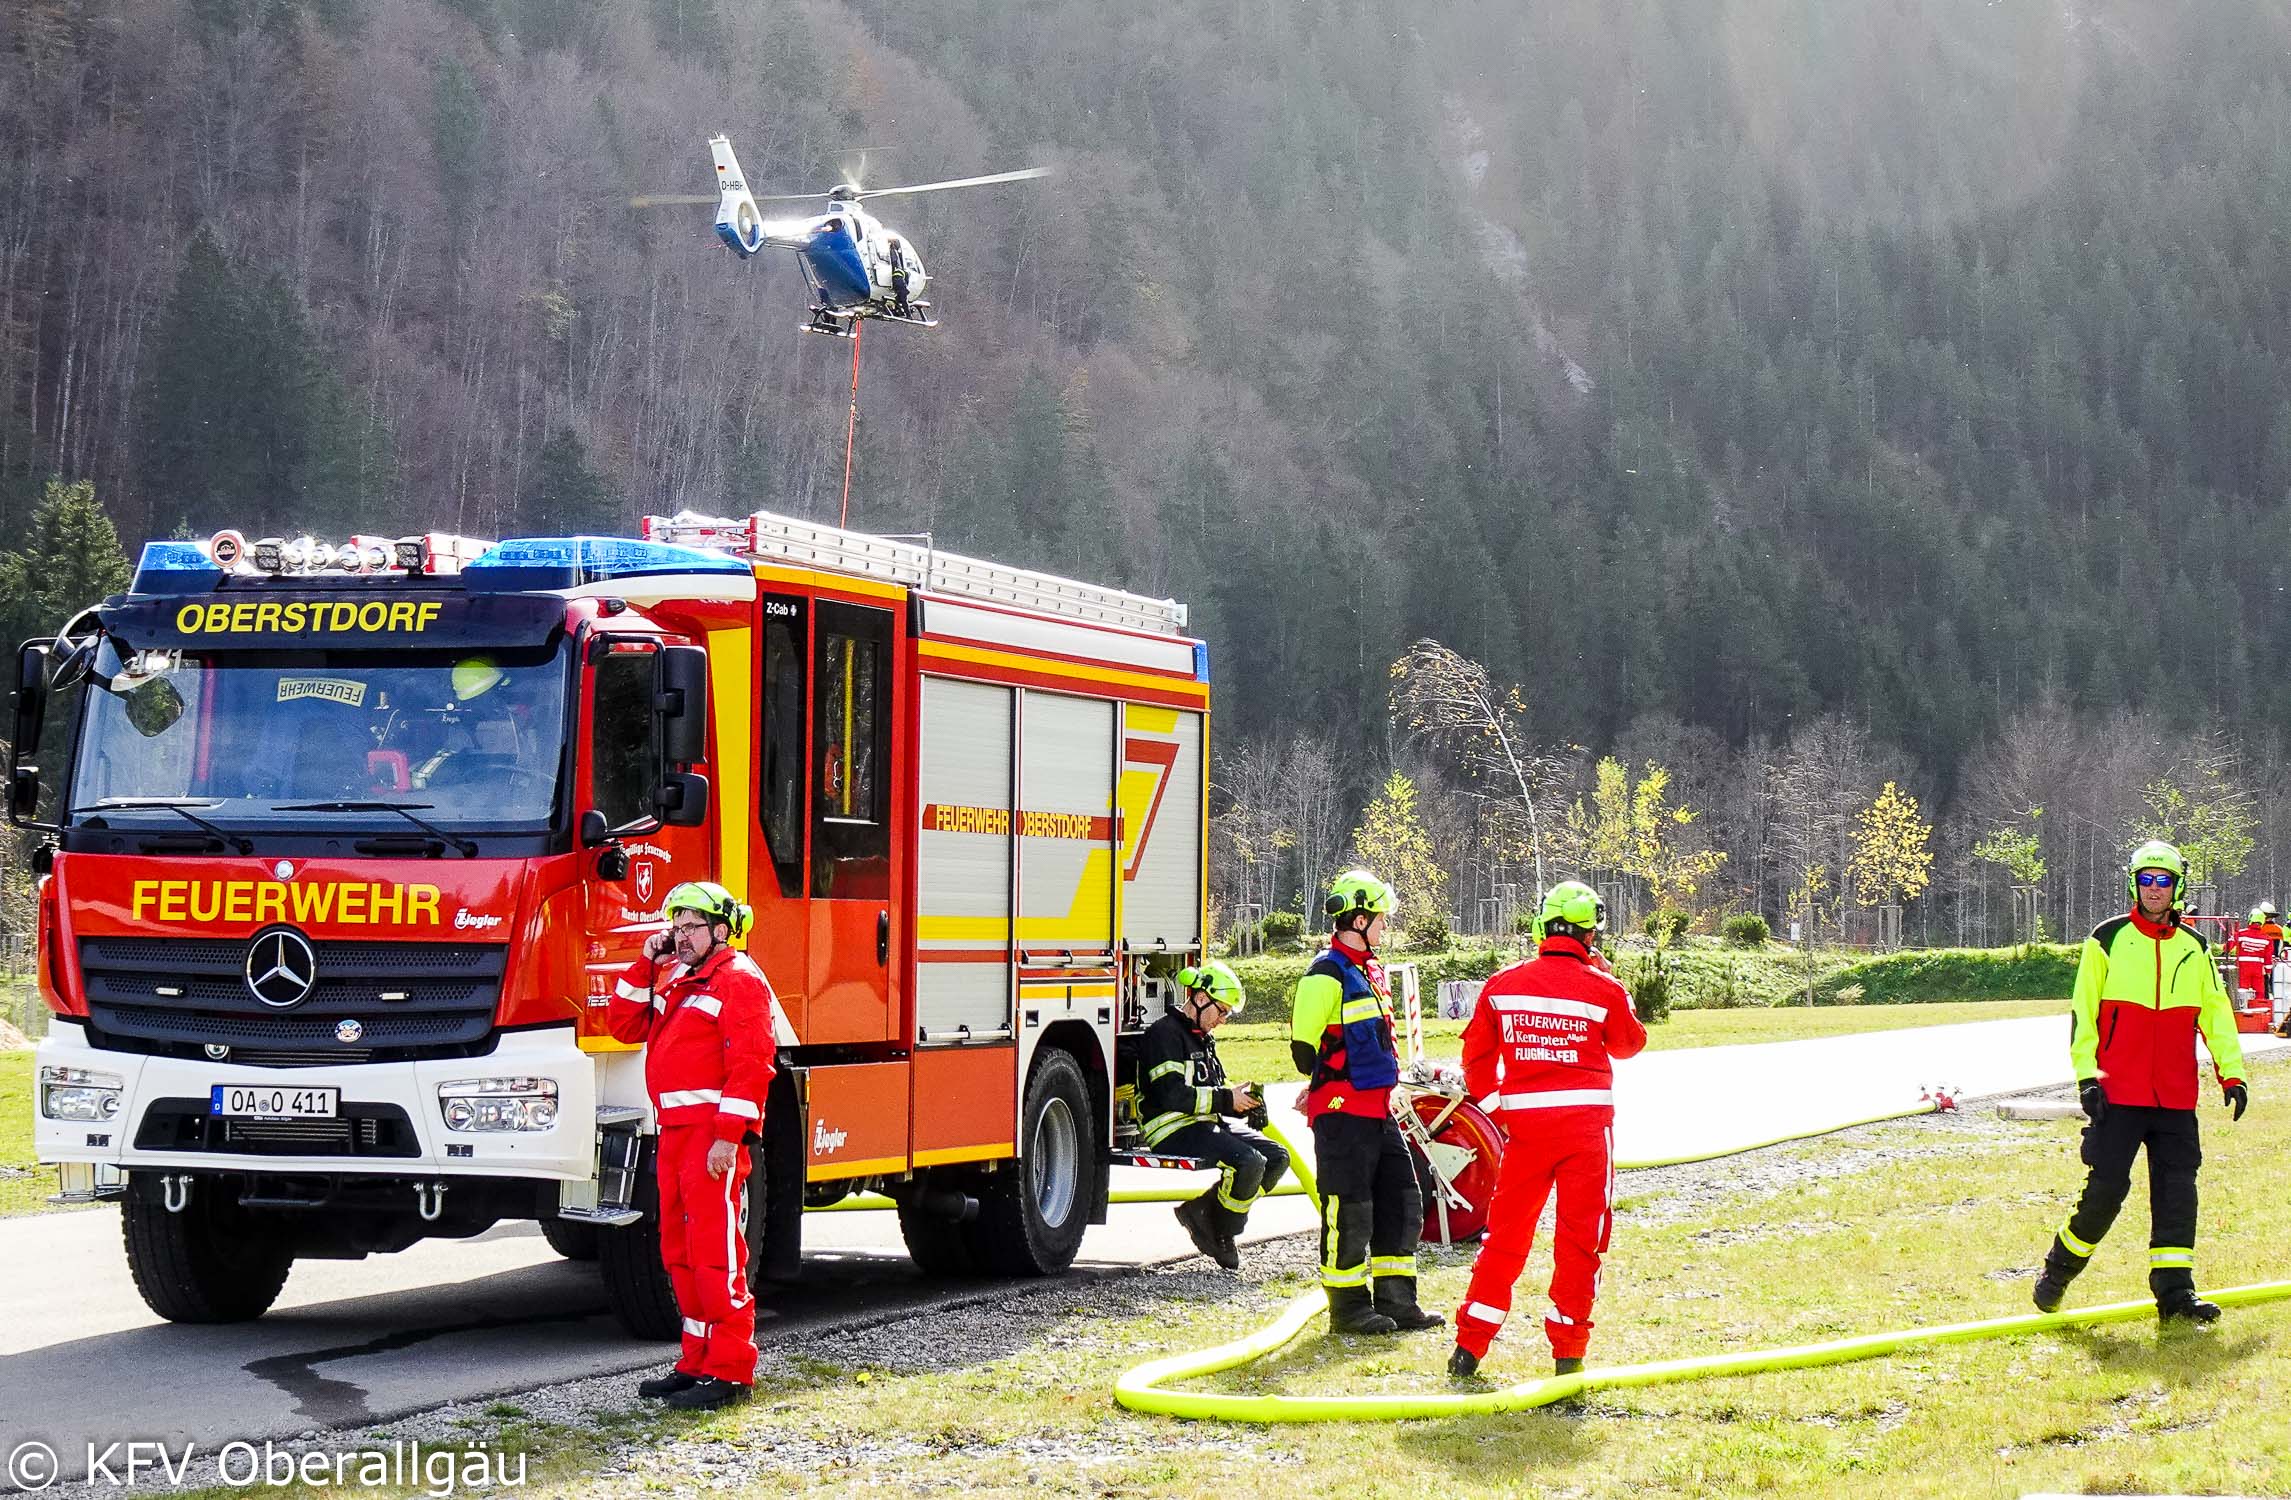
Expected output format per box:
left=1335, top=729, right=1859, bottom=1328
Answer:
left=605, top=881, right=780, bottom=1411
left=1138, top=961, right=1289, bottom=1271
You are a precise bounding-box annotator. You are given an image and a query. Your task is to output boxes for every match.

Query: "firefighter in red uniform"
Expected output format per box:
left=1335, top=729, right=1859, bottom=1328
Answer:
left=1449, top=880, right=1646, bottom=1383
left=606, top=881, right=779, bottom=1410
left=2229, top=907, right=2278, bottom=1022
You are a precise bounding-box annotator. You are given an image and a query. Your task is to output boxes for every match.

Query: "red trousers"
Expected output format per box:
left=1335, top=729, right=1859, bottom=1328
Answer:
left=1454, top=1115, right=1613, bottom=1361
left=657, top=1123, right=756, bottom=1383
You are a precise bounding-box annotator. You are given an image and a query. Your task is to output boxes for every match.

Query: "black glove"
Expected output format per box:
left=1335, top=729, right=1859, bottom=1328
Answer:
left=2225, top=1081, right=2248, bottom=1121
left=2078, top=1080, right=2107, bottom=1125
left=1244, top=1085, right=1270, bottom=1131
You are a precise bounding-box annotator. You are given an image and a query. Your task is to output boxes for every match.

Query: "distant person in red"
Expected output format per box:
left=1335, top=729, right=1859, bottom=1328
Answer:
left=2230, top=907, right=2278, bottom=1016
left=1449, top=880, right=1646, bottom=1384
left=606, top=881, right=779, bottom=1411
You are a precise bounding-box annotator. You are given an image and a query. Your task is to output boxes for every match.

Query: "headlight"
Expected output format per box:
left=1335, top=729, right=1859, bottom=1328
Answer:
left=438, top=1076, right=559, bottom=1133
left=40, top=1065, right=123, bottom=1123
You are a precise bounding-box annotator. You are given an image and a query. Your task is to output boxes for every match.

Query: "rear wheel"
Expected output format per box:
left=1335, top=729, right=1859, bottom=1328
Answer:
left=896, top=1186, right=983, bottom=1277
left=973, top=1048, right=1097, bottom=1276
left=122, top=1175, right=294, bottom=1324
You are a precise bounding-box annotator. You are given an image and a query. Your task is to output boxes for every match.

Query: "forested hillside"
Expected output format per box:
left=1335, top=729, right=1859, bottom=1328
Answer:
left=11, top=0, right=2291, bottom=936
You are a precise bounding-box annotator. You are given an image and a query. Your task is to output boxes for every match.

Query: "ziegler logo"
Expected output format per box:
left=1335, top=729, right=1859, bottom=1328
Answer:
left=812, top=1118, right=849, bottom=1155
left=453, top=909, right=504, bottom=930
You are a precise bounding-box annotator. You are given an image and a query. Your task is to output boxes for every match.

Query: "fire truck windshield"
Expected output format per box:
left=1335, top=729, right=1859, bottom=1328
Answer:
left=67, top=639, right=569, bottom=832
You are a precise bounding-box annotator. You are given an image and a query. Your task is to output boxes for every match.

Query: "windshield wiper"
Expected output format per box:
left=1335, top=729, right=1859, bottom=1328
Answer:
left=274, top=801, right=479, bottom=858
left=71, top=798, right=253, bottom=855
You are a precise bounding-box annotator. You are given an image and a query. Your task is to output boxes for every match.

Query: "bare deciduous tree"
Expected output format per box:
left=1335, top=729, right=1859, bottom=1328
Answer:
left=1388, top=638, right=1561, bottom=892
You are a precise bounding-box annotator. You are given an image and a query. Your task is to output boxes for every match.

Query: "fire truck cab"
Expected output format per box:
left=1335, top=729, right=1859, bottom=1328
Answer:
left=11, top=512, right=1207, bottom=1336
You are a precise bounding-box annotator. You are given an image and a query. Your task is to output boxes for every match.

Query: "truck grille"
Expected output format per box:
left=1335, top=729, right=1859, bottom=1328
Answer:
left=134, top=1099, right=419, bottom=1158
left=80, top=937, right=506, bottom=1064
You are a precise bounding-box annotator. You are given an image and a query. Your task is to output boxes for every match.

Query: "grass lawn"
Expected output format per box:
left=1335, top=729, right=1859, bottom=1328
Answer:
left=0, top=1048, right=55, bottom=1216
left=1212, top=997, right=2068, bottom=1087
left=443, top=1053, right=2288, bottom=1500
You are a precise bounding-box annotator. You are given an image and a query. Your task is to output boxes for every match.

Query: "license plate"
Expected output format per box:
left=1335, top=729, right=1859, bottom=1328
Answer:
left=209, top=1085, right=340, bottom=1120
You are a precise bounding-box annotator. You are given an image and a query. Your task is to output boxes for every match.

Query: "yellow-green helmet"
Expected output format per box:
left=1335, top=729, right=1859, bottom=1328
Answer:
left=2251, top=907, right=2269, bottom=926
left=664, top=880, right=751, bottom=939
left=1323, top=869, right=1397, bottom=925
left=452, top=656, right=503, bottom=701
left=1539, top=879, right=1603, bottom=935
left=1173, top=960, right=1245, bottom=1015
left=2124, top=839, right=2188, bottom=909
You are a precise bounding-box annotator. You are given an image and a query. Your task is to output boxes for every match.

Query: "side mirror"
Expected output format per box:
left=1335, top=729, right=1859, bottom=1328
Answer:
left=9, top=765, right=40, bottom=821
left=12, top=643, right=50, bottom=770
left=657, top=646, right=708, bottom=767
left=579, top=808, right=612, bottom=848
left=655, top=771, right=709, bottom=828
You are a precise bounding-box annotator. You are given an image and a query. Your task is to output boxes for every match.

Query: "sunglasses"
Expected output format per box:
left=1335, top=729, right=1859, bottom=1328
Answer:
left=2134, top=871, right=2179, bottom=889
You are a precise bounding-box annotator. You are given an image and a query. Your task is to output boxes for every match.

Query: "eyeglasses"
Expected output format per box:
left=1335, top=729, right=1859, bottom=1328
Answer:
left=2135, top=871, right=2179, bottom=889
left=670, top=920, right=714, bottom=935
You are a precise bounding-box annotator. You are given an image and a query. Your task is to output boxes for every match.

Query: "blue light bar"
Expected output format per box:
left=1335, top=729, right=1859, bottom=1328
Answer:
left=1193, top=640, right=1211, bottom=683
left=463, top=536, right=751, bottom=593
left=129, top=541, right=223, bottom=597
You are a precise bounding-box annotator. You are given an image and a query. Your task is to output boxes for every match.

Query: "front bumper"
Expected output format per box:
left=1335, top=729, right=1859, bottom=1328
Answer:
left=33, top=1020, right=600, bottom=1181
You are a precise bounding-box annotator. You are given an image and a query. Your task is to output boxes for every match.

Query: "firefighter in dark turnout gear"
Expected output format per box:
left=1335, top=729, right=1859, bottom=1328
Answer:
left=2031, top=840, right=2249, bottom=1325
left=1140, top=961, right=1288, bottom=1271
left=1290, top=869, right=1441, bottom=1336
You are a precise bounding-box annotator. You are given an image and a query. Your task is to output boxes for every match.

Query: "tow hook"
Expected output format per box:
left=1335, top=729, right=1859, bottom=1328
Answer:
left=162, top=1174, right=195, bottom=1214
left=413, top=1180, right=449, bottom=1222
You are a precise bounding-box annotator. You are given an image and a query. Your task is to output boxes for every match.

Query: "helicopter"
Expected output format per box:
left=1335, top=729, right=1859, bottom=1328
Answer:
left=634, top=136, right=1048, bottom=337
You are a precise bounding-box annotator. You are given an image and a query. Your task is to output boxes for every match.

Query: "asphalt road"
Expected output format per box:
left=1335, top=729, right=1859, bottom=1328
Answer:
left=1, top=1013, right=2278, bottom=1488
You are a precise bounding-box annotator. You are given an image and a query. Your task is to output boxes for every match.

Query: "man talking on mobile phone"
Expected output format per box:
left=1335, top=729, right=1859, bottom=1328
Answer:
left=604, top=881, right=779, bottom=1410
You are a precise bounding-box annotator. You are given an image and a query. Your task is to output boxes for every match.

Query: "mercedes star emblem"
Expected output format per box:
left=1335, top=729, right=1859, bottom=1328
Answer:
left=244, top=927, right=318, bottom=1009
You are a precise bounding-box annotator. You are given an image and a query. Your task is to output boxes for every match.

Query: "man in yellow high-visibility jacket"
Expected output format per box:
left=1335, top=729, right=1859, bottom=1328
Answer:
left=2031, top=840, right=2248, bottom=1325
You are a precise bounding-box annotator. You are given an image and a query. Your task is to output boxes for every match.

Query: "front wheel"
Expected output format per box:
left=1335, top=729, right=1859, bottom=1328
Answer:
left=121, top=1175, right=294, bottom=1324
left=596, top=1137, right=768, bottom=1340
left=972, top=1048, right=1097, bottom=1276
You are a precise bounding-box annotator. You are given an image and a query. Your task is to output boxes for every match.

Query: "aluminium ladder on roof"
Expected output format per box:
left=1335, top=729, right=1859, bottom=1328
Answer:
left=642, top=508, right=1188, bottom=636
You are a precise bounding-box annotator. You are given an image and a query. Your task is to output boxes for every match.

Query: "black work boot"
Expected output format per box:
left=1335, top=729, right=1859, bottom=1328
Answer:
left=1554, top=1356, right=1584, bottom=1376
left=638, top=1369, right=701, bottom=1400
left=2031, top=1240, right=2085, bottom=1314
left=1446, top=1344, right=1482, bottom=1382
left=664, top=1377, right=752, bottom=1411
left=1373, top=1276, right=1447, bottom=1332
left=2154, top=1269, right=2221, bottom=1327
left=1174, top=1197, right=1236, bottom=1270
left=1326, top=1284, right=1399, bottom=1335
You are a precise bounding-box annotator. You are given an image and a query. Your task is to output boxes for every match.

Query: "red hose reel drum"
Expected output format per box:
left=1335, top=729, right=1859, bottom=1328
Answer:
left=1408, top=1091, right=1506, bottom=1244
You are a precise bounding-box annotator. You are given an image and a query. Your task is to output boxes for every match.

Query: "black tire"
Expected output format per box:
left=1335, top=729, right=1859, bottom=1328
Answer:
left=973, top=1047, right=1097, bottom=1276
left=597, top=1137, right=768, bottom=1341
left=121, top=1175, right=293, bottom=1324
left=896, top=1188, right=983, bottom=1277
left=598, top=1138, right=681, bottom=1341
left=539, top=1216, right=600, bottom=1261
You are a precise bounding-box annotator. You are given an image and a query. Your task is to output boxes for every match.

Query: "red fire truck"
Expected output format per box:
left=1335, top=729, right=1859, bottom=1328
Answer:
left=12, top=511, right=1208, bottom=1335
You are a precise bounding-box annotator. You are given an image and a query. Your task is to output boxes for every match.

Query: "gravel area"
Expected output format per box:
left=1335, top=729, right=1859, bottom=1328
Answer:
left=23, top=1098, right=2076, bottom=1500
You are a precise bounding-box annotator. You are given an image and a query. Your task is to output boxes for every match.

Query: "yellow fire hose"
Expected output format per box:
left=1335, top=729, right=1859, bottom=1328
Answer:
left=796, top=1099, right=2291, bottom=1421
left=1115, top=1279, right=2291, bottom=1421
left=1107, top=1112, right=2291, bottom=1422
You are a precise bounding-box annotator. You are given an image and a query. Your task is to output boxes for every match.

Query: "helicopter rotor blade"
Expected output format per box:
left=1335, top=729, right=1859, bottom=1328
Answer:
left=628, top=193, right=718, bottom=208
left=752, top=191, right=832, bottom=203
left=855, top=166, right=1049, bottom=200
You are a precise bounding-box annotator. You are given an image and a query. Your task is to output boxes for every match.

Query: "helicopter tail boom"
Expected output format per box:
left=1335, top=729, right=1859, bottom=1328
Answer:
left=709, top=135, right=765, bottom=257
